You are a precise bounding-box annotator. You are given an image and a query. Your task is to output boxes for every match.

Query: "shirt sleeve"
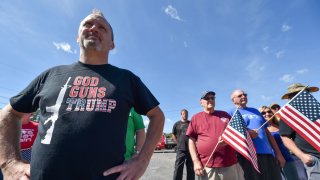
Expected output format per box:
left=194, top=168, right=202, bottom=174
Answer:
left=186, top=116, right=197, bottom=140
left=172, top=122, right=178, bottom=135
left=10, top=70, right=50, bottom=113
left=279, top=120, right=295, bottom=138
left=131, top=74, right=159, bottom=115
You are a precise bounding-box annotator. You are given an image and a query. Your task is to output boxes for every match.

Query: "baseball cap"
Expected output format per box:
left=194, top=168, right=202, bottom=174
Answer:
left=200, top=91, right=215, bottom=99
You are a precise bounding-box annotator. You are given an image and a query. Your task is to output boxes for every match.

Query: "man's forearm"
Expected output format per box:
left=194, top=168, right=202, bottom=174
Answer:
left=139, top=106, right=164, bottom=159
left=188, top=138, right=200, bottom=163
left=172, top=134, right=177, bottom=142
left=0, top=104, right=23, bottom=168
left=281, top=136, right=304, bottom=157
left=135, top=129, right=146, bottom=151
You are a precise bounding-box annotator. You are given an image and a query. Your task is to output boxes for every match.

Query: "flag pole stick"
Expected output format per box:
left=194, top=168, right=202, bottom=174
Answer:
left=203, top=137, right=221, bottom=168
left=255, top=112, right=278, bottom=131
left=203, top=108, right=240, bottom=169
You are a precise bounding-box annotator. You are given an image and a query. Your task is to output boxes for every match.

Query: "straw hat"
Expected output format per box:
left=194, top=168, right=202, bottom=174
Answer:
left=281, top=83, right=319, bottom=99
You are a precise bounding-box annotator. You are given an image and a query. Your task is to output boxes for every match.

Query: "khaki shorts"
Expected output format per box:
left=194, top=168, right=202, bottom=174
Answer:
left=198, top=163, right=244, bottom=180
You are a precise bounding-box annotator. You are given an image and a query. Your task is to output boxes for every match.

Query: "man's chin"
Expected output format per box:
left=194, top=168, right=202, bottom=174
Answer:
left=83, top=41, right=102, bottom=51
left=207, top=104, right=214, bottom=109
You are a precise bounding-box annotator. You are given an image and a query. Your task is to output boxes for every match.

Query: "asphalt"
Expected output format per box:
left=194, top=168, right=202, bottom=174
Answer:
left=141, top=150, right=190, bottom=180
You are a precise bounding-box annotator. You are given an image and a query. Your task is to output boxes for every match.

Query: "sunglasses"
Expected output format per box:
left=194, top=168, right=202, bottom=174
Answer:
left=235, top=93, right=247, bottom=98
left=203, top=96, right=215, bottom=101
left=261, top=110, right=272, bottom=115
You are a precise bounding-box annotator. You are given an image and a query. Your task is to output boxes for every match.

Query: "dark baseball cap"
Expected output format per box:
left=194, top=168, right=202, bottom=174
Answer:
left=200, top=91, right=216, bottom=99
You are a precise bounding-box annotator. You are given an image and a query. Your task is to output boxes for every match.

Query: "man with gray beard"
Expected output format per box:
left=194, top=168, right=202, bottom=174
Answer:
left=0, top=9, right=164, bottom=180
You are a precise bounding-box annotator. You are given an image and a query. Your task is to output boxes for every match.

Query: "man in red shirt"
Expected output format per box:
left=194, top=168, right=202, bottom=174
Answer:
left=186, top=91, right=244, bottom=180
left=0, top=112, right=38, bottom=179
left=20, top=113, right=38, bottom=162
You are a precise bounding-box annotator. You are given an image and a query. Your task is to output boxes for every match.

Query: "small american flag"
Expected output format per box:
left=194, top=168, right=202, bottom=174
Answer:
left=222, top=109, right=260, bottom=173
left=21, top=148, right=32, bottom=162
left=279, top=89, right=320, bottom=151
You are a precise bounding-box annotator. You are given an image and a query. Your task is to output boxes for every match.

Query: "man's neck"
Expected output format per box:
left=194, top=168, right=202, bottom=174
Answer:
left=236, top=104, right=247, bottom=109
left=181, top=119, right=188, bottom=122
left=203, top=108, right=214, bottom=114
left=79, top=51, right=109, bottom=65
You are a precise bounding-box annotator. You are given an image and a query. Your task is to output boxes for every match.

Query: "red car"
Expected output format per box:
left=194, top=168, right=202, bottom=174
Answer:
left=155, top=134, right=165, bottom=150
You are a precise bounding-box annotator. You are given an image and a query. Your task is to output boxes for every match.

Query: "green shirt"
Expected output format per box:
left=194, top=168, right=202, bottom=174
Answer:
left=125, top=108, right=145, bottom=160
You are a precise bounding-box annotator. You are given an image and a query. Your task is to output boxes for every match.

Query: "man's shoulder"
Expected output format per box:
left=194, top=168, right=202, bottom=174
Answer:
left=214, top=110, right=231, bottom=118
left=173, top=121, right=181, bottom=126
left=245, top=107, right=259, bottom=111
left=108, top=64, right=135, bottom=75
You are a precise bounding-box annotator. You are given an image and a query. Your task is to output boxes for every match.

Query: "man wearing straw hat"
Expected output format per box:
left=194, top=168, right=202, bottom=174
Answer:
left=186, top=91, right=244, bottom=180
left=229, top=89, right=284, bottom=180
left=279, top=83, right=320, bottom=180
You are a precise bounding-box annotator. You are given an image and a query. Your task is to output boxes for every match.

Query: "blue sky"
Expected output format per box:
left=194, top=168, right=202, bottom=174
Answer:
left=1, top=0, right=319, bottom=133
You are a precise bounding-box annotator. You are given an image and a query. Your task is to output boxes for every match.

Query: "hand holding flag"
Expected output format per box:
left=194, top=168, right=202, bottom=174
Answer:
left=221, top=109, right=260, bottom=173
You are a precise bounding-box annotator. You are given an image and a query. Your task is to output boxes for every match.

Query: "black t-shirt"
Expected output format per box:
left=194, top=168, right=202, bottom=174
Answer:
left=279, top=120, right=320, bottom=159
left=172, top=121, right=190, bottom=151
left=10, top=62, right=159, bottom=180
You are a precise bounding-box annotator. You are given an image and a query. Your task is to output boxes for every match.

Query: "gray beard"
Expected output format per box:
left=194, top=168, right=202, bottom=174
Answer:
left=83, top=39, right=102, bottom=51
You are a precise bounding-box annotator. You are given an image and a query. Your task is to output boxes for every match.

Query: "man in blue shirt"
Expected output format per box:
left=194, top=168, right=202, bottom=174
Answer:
left=229, top=89, right=284, bottom=180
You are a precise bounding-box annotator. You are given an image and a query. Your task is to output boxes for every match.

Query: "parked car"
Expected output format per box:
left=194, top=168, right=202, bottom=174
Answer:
left=155, top=134, right=165, bottom=150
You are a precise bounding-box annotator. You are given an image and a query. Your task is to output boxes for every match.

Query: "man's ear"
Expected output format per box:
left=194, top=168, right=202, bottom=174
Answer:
left=110, top=42, right=115, bottom=50
left=76, top=35, right=80, bottom=43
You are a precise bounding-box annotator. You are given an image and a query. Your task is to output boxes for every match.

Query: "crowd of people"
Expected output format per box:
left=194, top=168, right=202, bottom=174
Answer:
left=171, top=83, right=319, bottom=180
left=0, top=8, right=319, bottom=180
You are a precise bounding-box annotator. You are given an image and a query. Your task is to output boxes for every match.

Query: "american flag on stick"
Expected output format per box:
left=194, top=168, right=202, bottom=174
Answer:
left=279, top=89, right=320, bottom=152
left=221, top=109, right=260, bottom=173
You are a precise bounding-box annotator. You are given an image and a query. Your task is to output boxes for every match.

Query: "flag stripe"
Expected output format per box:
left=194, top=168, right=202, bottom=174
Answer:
left=222, top=128, right=251, bottom=158
left=280, top=106, right=320, bottom=142
left=285, top=105, right=320, bottom=133
left=280, top=110, right=320, bottom=151
left=221, top=109, right=260, bottom=173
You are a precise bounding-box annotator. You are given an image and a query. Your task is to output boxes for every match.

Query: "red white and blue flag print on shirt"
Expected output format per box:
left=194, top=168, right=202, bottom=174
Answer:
left=221, top=109, right=260, bottom=173
left=279, top=89, right=320, bottom=152
left=21, top=148, right=32, bottom=162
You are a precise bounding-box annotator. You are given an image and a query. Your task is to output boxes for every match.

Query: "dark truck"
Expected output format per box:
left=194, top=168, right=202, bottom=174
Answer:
left=165, top=136, right=177, bottom=149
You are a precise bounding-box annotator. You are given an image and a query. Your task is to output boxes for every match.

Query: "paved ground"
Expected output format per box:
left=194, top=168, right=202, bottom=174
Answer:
left=141, top=151, right=190, bottom=180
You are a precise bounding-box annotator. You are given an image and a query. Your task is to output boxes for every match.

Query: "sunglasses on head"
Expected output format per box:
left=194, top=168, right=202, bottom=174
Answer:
left=261, top=110, right=272, bottom=115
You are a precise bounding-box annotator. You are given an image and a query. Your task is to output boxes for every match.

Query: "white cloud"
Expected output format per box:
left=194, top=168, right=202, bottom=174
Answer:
left=261, top=95, right=271, bottom=101
left=246, top=60, right=265, bottom=72
left=275, top=50, right=285, bottom=59
left=279, top=74, right=294, bottom=83
left=281, top=24, right=291, bottom=32
left=262, top=46, right=269, bottom=53
left=183, top=41, right=188, bottom=47
left=245, top=59, right=265, bottom=81
left=166, top=118, right=172, bottom=123
left=296, top=68, right=309, bottom=74
left=53, top=42, right=76, bottom=54
left=164, top=5, right=183, bottom=21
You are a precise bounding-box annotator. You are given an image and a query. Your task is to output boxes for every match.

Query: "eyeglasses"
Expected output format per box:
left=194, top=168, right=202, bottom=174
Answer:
left=261, top=110, right=272, bottom=115
left=235, top=93, right=247, bottom=98
left=203, top=96, right=215, bottom=101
